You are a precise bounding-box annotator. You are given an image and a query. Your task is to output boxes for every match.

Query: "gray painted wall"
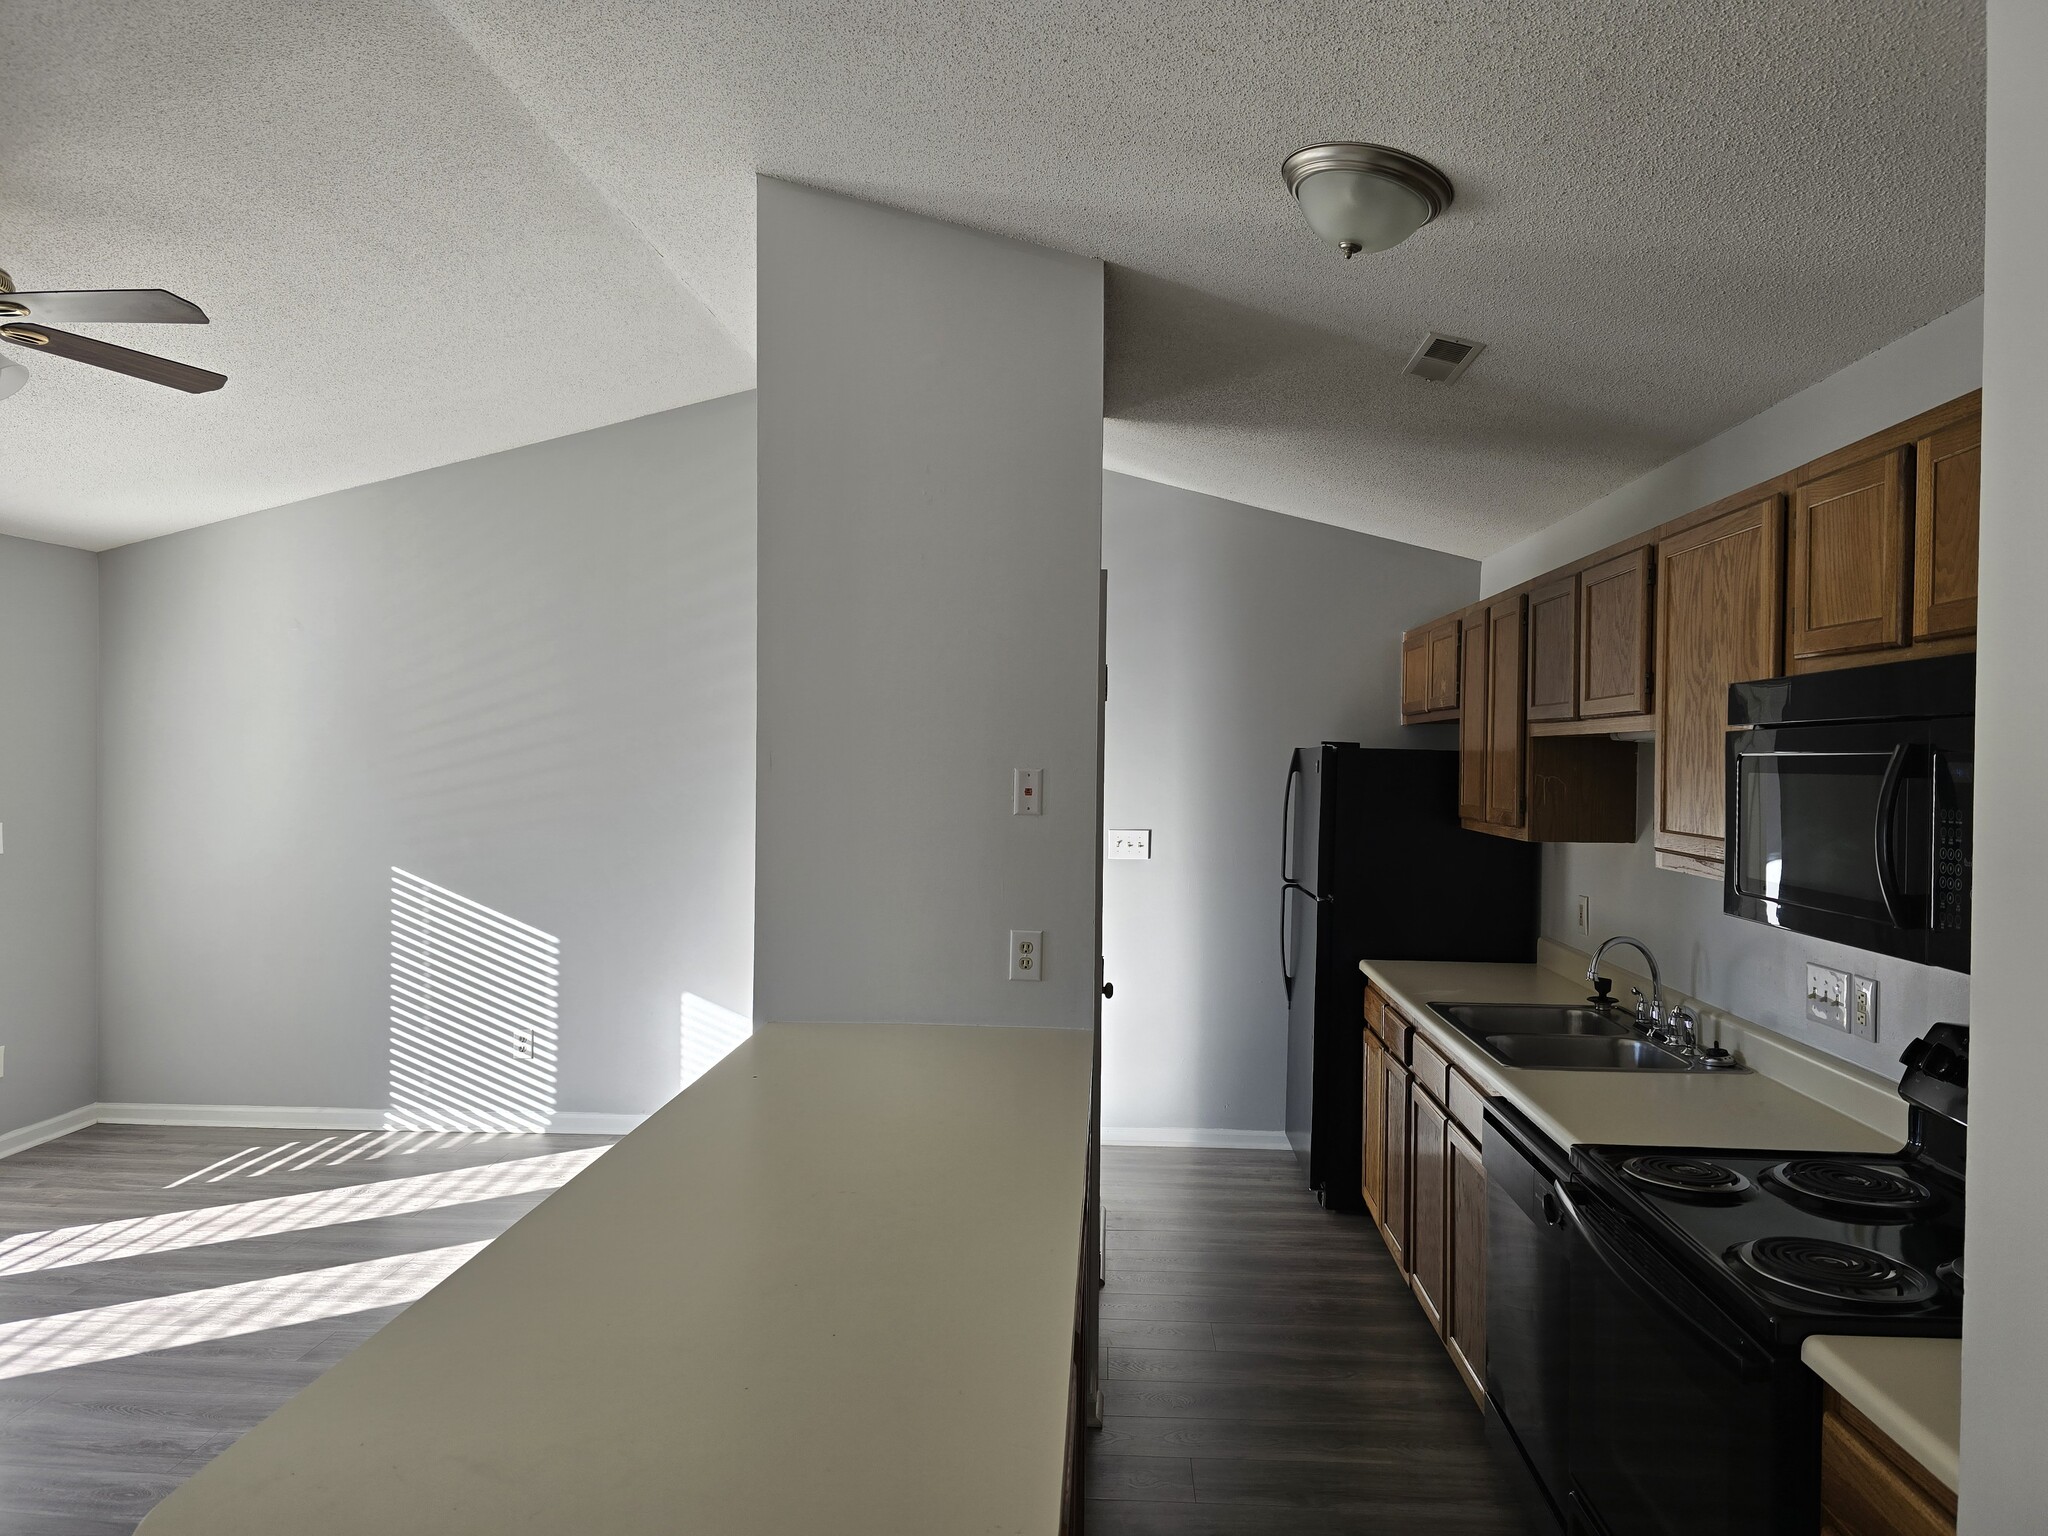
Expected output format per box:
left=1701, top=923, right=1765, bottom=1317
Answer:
left=1099, top=473, right=1475, bottom=1139
left=0, top=535, right=99, bottom=1138
left=1960, top=5, right=2042, bottom=1523
left=1482, top=298, right=1984, bottom=593
left=754, top=180, right=1104, bottom=1029
left=97, top=395, right=757, bottom=1121
left=1544, top=754, right=1968, bottom=1079
left=1484, top=301, right=1983, bottom=1079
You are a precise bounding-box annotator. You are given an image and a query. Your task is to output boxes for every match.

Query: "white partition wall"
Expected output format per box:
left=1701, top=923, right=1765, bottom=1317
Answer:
left=1959, top=3, right=2047, bottom=1527
left=754, top=179, right=1104, bottom=1029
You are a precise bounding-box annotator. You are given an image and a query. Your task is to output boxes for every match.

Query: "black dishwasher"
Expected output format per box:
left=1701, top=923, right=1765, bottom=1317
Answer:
left=1483, top=1101, right=1575, bottom=1532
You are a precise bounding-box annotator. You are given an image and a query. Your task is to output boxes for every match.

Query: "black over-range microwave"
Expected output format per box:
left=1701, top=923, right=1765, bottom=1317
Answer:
left=1725, top=653, right=1973, bottom=972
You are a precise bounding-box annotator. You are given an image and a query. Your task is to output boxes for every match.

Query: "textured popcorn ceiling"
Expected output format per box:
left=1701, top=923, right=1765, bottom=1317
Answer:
left=0, top=1, right=1983, bottom=552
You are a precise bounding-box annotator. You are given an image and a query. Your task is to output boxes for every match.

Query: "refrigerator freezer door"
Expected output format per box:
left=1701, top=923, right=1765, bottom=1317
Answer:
left=1283, top=880, right=1321, bottom=1172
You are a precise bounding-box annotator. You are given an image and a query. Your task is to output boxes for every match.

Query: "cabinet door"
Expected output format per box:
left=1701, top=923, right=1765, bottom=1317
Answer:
left=1485, top=596, right=1527, bottom=827
left=1655, top=497, right=1784, bottom=871
left=1428, top=620, right=1462, bottom=712
left=1445, top=1122, right=1487, bottom=1403
left=1789, top=448, right=1909, bottom=663
left=1361, top=1027, right=1387, bottom=1222
left=1914, top=415, right=1981, bottom=642
left=1580, top=546, right=1654, bottom=718
left=1381, top=1055, right=1412, bottom=1273
left=1400, top=628, right=1432, bottom=717
left=1457, top=612, right=1490, bottom=822
left=1408, top=1084, right=1449, bottom=1335
left=1525, top=575, right=1579, bottom=722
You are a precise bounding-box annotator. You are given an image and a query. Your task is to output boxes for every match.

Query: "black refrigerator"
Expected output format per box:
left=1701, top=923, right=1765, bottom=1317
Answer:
left=1282, top=744, right=1539, bottom=1212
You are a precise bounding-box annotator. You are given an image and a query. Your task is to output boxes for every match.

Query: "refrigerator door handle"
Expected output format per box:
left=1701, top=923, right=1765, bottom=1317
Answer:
left=1281, top=881, right=1298, bottom=1000
left=1281, top=757, right=1302, bottom=886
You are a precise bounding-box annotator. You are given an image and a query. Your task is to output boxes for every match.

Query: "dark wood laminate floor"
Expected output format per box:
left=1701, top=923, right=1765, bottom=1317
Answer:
left=0, top=1123, right=614, bottom=1535
left=1086, top=1146, right=1532, bottom=1535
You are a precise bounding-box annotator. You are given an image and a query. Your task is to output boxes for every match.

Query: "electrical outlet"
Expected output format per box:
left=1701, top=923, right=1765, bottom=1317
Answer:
left=1107, top=829, right=1152, bottom=860
left=1574, top=895, right=1591, bottom=937
left=1851, top=975, right=1879, bottom=1042
left=1013, top=768, right=1042, bottom=816
left=1805, top=963, right=1850, bottom=1031
left=1009, top=929, right=1043, bottom=982
left=512, top=1028, right=535, bottom=1060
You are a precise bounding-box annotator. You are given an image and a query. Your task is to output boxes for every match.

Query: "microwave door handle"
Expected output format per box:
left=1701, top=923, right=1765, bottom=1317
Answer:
left=1873, top=744, right=1909, bottom=926
left=1550, top=1183, right=1770, bottom=1381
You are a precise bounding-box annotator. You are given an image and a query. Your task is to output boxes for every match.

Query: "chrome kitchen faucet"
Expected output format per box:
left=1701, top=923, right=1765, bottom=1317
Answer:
left=1587, top=936, right=1662, bottom=1031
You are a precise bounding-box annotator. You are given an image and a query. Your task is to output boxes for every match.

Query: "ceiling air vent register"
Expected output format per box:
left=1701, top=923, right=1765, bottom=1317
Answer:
left=1405, top=332, right=1484, bottom=384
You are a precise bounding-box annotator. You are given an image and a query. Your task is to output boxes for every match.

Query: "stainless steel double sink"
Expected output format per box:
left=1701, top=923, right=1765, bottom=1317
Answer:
left=1424, top=1002, right=1720, bottom=1072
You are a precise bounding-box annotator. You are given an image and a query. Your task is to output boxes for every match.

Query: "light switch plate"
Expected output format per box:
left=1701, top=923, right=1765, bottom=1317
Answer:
left=1013, top=769, right=1042, bottom=816
left=1009, top=930, right=1043, bottom=982
left=1107, top=829, right=1151, bottom=860
left=1574, top=895, right=1591, bottom=937
left=1805, top=963, right=1849, bottom=1031
left=1850, top=975, right=1879, bottom=1042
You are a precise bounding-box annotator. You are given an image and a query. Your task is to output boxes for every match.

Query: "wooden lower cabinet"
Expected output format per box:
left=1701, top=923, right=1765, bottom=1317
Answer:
left=1444, top=1121, right=1487, bottom=1404
left=1408, top=1084, right=1450, bottom=1333
left=1364, top=1006, right=1490, bottom=1409
left=1820, top=1389, right=1956, bottom=1536
left=1361, top=1025, right=1387, bottom=1222
left=1380, top=1050, right=1412, bottom=1274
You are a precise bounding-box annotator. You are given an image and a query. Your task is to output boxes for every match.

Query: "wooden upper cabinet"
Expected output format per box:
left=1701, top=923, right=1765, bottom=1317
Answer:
left=1915, top=414, right=1981, bottom=642
left=1428, top=621, right=1461, bottom=711
left=1457, top=610, right=1490, bottom=822
left=1486, top=595, right=1527, bottom=827
left=1400, top=616, right=1463, bottom=722
left=1580, top=546, right=1655, bottom=718
left=1525, top=575, right=1579, bottom=722
left=1655, top=496, right=1784, bottom=873
left=1789, top=448, right=1910, bottom=665
left=1400, top=628, right=1431, bottom=717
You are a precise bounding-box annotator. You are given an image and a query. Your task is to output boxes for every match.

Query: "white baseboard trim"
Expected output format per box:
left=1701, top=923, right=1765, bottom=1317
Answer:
left=545, top=1112, right=647, bottom=1135
left=1103, top=1126, right=1293, bottom=1151
left=0, top=1104, right=100, bottom=1160
left=95, top=1103, right=389, bottom=1131
left=79, top=1105, right=650, bottom=1137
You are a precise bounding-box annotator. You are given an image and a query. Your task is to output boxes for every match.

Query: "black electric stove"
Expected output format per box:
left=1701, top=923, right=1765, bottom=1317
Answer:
left=1549, top=1024, right=1968, bottom=1536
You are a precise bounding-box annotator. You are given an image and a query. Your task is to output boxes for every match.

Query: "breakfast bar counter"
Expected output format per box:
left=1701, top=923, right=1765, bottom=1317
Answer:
left=139, top=1021, right=1095, bottom=1536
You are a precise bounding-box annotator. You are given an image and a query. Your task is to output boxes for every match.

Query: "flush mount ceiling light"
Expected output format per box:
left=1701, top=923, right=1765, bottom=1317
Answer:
left=0, top=358, right=26, bottom=403
left=1281, top=143, right=1454, bottom=258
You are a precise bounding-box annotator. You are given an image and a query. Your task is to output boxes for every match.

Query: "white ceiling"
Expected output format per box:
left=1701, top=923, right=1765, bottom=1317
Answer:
left=0, top=1, right=1983, bottom=554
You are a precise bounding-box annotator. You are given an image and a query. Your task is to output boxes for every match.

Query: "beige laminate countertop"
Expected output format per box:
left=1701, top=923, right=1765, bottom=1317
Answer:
left=1362, top=960, right=1899, bottom=1154
left=1363, top=960, right=1962, bottom=1494
left=140, top=1021, right=1096, bottom=1536
left=1801, top=1335, right=1961, bottom=1493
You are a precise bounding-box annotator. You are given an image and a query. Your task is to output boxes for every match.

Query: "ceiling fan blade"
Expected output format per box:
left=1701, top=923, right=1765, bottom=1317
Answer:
left=0, top=289, right=208, bottom=325
left=0, top=323, right=224, bottom=393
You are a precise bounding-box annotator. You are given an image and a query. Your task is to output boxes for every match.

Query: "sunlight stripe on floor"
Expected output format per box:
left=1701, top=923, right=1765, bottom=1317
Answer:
left=0, top=1147, right=606, bottom=1276
left=0, top=1243, right=488, bottom=1380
